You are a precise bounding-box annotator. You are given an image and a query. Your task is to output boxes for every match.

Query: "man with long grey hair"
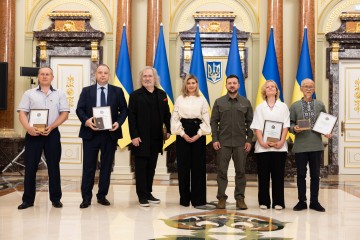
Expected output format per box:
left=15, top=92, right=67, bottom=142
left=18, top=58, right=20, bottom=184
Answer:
left=128, top=66, right=171, bottom=207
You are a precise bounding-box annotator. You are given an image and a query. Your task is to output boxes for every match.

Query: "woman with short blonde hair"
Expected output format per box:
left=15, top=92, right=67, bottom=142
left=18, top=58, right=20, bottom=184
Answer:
left=260, top=79, right=280, bottom=100
left=250, top=80, right=290, bottom=210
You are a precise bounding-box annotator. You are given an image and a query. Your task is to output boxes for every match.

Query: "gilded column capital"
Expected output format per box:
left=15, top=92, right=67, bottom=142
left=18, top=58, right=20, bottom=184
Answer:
left=39, top=41, right=47, bottom=61
left=91, top=41, right=99, bottom=62
left=331, top=42, right=340, bottom=64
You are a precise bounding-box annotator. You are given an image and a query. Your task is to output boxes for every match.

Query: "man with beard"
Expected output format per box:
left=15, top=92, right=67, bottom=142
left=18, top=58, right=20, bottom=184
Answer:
left=210, top=74, right=253, bottom=210
left=128, top=66, right=171, bottom=207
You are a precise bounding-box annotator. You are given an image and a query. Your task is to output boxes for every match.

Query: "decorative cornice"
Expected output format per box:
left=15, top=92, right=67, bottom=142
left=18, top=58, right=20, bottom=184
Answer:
left=48, top=11, right=92, bottom=18
left=340, top=12, right=360, bottom=19
left=193, top=11, right=236, bottom=18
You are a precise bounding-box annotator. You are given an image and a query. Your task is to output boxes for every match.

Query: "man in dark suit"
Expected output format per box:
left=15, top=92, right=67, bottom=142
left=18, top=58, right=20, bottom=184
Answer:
left=76, top=64, right=127, bottom=208
left=128, top=66, right=171, bottom=207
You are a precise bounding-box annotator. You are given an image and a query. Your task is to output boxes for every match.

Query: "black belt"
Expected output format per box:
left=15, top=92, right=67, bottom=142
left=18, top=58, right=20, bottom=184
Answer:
left=180, top=118, right=202, bottom=124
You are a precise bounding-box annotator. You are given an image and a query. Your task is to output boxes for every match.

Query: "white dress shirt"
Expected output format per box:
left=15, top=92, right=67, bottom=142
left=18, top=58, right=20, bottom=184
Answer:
left=250, top=100, right=290, bottom=153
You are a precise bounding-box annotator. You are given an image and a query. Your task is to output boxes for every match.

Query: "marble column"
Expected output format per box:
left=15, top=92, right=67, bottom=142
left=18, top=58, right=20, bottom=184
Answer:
left=115, top=0, right=132, bottom=65
left=113, top=0, right=134, bottom=180
left=267, top=0, right=283, bottom=86
left=299, top=0, right=315, bottom=80
left=145, top=0, right=162, bottom=66
left=0, top=0, right=16, bottom=137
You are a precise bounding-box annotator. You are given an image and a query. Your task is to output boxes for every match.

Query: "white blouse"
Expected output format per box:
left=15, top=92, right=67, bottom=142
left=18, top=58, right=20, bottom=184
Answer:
left=250, top=100, right=290, bottom=153
left=170, top=95, right=211, bottom=137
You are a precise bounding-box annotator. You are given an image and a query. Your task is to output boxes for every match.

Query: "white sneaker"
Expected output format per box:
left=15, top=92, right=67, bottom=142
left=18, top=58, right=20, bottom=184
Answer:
left=260, top=205, right=267, bottom=210
left=274, top=205, right=283, bottom=210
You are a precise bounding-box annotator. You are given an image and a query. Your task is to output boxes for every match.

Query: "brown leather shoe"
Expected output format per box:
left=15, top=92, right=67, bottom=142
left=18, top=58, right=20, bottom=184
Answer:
left=216, top=198, right=226, bottom=209
left=236, top=199, right=248, bottom=210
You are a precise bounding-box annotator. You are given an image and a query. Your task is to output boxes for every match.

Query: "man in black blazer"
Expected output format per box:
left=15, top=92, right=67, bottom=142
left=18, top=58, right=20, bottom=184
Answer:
left=128, top=66, right=171, bottom=207
left=76, top=64, right=127, bottom=208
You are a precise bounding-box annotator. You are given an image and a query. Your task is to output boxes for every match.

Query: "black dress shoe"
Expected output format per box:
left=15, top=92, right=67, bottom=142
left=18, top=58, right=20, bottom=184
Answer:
left=97, top=198, right=110, bottom=206
left=180, top=202, right=190, bottom=207
left=80, top=201, right=91, bottom=209
left=309, top=202, right=325, bottom=212
left=52, top=201, right=63, bottom=208
left=293, top=201, right=307, bottom=211
left=18, top=202, right=34, bottom=210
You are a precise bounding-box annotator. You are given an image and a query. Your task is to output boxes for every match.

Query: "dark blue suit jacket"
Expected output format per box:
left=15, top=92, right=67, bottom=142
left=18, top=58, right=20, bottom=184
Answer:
left=76, top=84, right=128, bottom=140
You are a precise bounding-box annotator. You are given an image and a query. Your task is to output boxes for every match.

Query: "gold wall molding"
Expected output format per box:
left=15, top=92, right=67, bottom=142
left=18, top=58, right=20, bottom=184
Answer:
left=39, top=41, right=47, bottom=60
left=331, top=42, right=339, bottom=64
left=318, top=0, right=332, bottom=18
left=29, top=0, right=108, bottom=33
left=171, top=0, right=258, bottom=20
left=355, top=78, right=360, bottom=113
left=66, top=74, right=75, bottom=108
left=91, top=41, right=99, bottom=62
left=27, top=0, right=114, bottom=28
left=323, top=0, right=360, bottom=33
left=171, top=0, right=256, bottom=33
left=48, top=11, right=92, bottom=17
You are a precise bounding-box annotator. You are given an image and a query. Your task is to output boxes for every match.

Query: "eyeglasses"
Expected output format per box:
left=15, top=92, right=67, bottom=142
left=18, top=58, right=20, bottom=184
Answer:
left=302, top=86, right=314, bottom=90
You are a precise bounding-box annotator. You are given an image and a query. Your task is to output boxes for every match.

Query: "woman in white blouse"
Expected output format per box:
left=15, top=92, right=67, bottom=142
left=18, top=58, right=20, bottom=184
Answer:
left=171, top=74, right=211, bottom=207
left=250, top=80, right=290, bottom=210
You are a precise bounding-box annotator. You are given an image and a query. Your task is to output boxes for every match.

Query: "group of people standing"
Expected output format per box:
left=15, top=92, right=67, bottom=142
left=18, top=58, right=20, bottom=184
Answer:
left=16, top=65, right=330, bottom=213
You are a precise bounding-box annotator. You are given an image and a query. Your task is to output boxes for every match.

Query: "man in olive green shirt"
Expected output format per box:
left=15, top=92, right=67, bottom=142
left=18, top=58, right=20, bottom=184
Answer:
left=211, top=75, right=253, bottom=210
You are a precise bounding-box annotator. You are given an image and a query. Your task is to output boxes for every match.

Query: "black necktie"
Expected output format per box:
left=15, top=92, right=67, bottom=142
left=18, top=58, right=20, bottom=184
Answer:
left=100, top=87, right=106, bottom=106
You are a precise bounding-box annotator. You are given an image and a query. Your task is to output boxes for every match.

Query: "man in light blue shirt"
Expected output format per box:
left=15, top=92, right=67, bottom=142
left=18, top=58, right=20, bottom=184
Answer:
left=17, top=66, right=69, bottom=210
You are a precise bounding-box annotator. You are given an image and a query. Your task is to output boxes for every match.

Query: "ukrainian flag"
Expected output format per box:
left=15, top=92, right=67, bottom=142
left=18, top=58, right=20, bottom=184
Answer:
left=153, top=24, right=176, bottom=149
left=189, top=25, right=212, bottom=144
left=114, top=25, right=133, bottom=149
left=291, top=27, right=314, bottom=103
left=256, top=27, right=283, bottom=107
left=221, top=26, right=246, bottom=97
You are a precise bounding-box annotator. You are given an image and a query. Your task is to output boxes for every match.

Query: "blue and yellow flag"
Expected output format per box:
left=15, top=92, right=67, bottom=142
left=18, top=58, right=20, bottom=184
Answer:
left=292, top=27, right=314, bottom=103
left=153, top=24, right=176, bottom=149
left=190, top=25, right=210, bottom=104
left=221, top=26, right=246, bottom=97
left=189, top=25, right=212, bottom=144
left=114, top=25, right=133, bottom=149
left=256, top=27, right=283, bottom=107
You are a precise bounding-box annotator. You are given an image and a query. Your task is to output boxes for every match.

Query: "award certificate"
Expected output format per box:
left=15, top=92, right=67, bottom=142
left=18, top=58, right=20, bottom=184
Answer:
left=263, top=120, right=283, bottom=142
left=29, top=109, right=49, bottom=132
left=297, top=119, right=311, bottom=130
left=312, top=112, right=337, bottom=135
left=93, top=106, right=112, bottom=130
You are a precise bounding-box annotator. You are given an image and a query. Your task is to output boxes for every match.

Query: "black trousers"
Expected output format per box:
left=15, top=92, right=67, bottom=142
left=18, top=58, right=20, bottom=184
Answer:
left=23, top=128, right=62, bottom=203
left=81, top=131, right=117, bottom=201
left=256, top=151, right=286, bottom=208
left=176, top=119, right=206, bottom=207
left=134, top=140, right=161, bottom=201
left=295, top=151, right=322, bottom=203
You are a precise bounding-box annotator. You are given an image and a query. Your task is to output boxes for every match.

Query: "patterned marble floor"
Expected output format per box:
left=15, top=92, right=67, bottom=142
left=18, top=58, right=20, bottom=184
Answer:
left=1, top=173, right=360, bottom=240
